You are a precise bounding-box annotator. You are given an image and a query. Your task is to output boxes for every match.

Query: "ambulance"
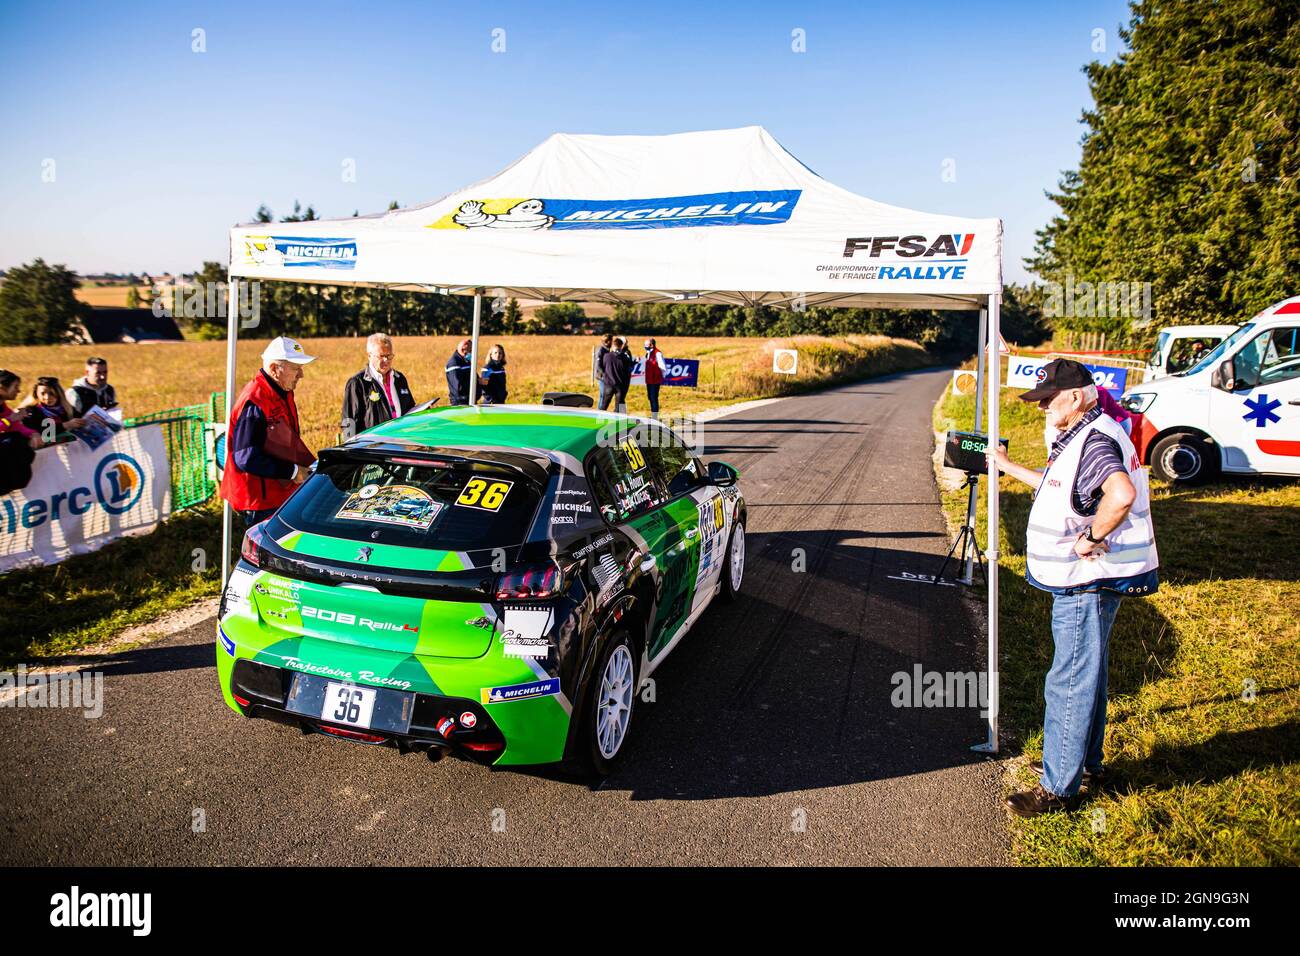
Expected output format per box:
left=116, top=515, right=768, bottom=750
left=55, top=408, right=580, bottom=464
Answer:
left=1121, top=297, right=1300, bottom=483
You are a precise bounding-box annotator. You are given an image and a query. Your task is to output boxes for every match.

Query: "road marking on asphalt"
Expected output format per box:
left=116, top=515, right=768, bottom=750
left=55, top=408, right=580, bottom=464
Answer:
left=886, top=571, right=958, bottom=587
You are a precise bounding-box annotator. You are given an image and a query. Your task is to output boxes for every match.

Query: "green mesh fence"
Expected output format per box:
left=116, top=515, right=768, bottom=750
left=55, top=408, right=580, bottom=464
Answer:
left=123, top=403, right=215, bottom=511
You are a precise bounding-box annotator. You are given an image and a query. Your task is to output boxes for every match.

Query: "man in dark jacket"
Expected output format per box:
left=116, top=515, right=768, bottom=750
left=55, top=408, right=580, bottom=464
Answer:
left=446, top=338, right=473, bottom=406
left=600, top=337, right=632, bottom=412
left=595, top=333, right=613, bottom=409
left=341, top=332, right=416, bottom=438
left=66, top=357, right=118, bottom=417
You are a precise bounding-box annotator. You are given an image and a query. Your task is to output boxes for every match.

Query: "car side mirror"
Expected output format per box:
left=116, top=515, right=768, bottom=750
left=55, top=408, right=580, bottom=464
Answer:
left=1211, top=359, right=1236, bottom=392
left=706, top=461, right=738, bottom=487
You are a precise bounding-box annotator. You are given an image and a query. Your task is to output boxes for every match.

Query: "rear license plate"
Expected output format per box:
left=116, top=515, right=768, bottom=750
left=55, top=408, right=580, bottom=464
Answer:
left=322, top=681, right=376, bottom=728
left=285, top=673, right=414, bottom=734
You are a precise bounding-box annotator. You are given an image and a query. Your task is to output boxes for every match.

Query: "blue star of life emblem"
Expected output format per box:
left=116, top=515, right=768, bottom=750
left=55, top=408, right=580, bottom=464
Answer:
left=1242, top=393, right=1281, bottom=428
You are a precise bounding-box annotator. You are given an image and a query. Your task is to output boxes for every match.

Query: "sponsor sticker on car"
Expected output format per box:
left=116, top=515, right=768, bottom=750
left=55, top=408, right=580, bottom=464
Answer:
left=335, top=483, right=442, bottom=529
left=480, top=677, right=561, bottom=705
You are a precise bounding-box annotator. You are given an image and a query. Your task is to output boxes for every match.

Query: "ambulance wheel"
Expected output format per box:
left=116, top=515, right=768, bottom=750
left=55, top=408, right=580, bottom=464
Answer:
left=576, top=628, right=639, bottom=779
left=1150, top=432, right=1218, bottom=485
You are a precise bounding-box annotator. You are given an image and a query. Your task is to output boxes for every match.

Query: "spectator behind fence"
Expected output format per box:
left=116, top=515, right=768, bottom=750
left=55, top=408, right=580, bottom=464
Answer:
left=479, top=344, right=508, bottom=404
left=600, top=337, right=632, bottom=413
left=66, top=357, right=118, bottom=418
left=595, top=333, right=613, bottom=409
left=445, top=337, right=473, bottom=406
left=341, top=332, right=415, bottom=437
left=19, top=376, right=84, bottom=443
left=221, top=337, right=317, bottom=527
left=0, top=370, right=40, bottom=495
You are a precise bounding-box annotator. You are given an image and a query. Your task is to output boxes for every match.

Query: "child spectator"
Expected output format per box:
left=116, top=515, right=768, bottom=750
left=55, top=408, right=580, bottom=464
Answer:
left=19, top=376, right=84, bottom=442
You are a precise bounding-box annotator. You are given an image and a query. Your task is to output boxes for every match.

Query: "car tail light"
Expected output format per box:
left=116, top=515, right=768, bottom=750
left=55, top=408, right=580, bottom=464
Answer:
left=462, top=741, right=504, bottom=753
left=232, top=693, right=251, bottom=707
left=495, top=562, right=564, bottom=601
left=240, top=521, right=268, bottom=567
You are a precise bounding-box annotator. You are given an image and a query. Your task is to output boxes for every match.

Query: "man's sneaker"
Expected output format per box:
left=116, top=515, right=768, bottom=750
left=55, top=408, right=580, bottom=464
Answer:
left=1006, top=784, right=1073, bottom=818
left=1028, top=760, right=1106, bottom=788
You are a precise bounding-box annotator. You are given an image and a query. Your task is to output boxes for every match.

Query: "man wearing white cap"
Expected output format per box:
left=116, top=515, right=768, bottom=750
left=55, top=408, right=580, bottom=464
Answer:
left=220, top=336, right=317, bottom=526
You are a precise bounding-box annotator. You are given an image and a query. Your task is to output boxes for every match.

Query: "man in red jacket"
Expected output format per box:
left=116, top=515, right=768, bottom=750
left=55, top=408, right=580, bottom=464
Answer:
left=221, top=336, right=316, bottom=526
left=642, top=338, right=668, bottom=419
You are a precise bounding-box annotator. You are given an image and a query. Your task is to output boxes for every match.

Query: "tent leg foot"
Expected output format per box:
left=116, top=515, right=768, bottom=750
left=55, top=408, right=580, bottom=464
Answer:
left=970, top=741, right=998, bottom=754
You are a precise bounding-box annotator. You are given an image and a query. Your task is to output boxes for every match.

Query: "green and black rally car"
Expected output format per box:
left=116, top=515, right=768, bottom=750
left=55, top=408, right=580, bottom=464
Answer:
left=217, top=404, right=745, bottom=776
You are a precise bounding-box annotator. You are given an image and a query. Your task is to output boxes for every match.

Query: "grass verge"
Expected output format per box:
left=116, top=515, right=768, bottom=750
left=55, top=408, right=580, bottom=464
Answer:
left=935, top=375, right=1300, bottom=865
left=2, top=501, right=224, bottom=667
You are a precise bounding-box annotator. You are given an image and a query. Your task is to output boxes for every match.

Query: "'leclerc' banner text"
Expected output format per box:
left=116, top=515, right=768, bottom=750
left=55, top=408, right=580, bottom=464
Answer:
left=0, top=425, right=172, bottom=572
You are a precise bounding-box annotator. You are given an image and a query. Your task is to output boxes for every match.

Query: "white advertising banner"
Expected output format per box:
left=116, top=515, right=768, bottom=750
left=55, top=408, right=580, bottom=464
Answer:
left=1006, top=355, right=1050, bottom=389
left=0, top=425, right=172, bottom=572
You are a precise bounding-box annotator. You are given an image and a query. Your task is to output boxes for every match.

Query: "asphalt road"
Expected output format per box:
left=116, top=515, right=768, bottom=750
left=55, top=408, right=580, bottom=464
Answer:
left=0, top=367, right=1010, bottom=865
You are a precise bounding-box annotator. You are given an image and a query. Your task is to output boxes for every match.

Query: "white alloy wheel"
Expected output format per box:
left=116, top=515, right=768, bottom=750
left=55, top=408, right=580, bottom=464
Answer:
left=729, top=522, right=746, bottom=592
left=596, top=644, right=635, bottom=759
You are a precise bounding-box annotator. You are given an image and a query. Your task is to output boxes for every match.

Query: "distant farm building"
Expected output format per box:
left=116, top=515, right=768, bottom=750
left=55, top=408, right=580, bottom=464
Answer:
left=73, top=307, right=184, bottom=344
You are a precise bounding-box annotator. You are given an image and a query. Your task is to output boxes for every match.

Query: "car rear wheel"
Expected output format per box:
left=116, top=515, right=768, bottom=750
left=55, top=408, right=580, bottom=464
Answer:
left=1150, top=432, right=1218, bottom=485
left=577, top=629, right=638, bottom=778
left=719, top=518, right=745, bottom=602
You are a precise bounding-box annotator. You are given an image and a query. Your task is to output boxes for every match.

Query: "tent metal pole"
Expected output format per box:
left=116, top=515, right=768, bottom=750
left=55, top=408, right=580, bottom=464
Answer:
left=961, top=307, right=988, bottom=584
left=973, top=293, right=1001, bottom=754
left=468, top=290, right=482, bottom=405
left=220, top=267, right=239, bottom=589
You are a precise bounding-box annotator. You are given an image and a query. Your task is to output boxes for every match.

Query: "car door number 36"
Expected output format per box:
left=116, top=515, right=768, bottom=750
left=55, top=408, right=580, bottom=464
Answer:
left=323, top=682, right=376, bottom=728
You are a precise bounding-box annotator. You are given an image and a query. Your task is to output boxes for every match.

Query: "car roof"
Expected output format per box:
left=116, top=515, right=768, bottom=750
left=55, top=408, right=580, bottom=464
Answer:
left=1161, top=324, right=1238, bottom=335
left=1258, top=296, right=1300, bottom=320
left=356, top=403, right=659, bottom=459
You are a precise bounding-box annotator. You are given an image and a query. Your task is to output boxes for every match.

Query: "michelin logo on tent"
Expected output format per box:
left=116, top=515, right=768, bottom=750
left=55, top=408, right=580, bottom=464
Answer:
left=431, top=190, right=801, bottom=231
left=243, top=236, right=358, bottom=270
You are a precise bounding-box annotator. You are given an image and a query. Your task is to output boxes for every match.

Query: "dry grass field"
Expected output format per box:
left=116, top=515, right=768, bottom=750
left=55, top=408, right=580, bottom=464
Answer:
left=73, top=284, right=148, bottom=307
left=0, top=333, right=930, bottom=453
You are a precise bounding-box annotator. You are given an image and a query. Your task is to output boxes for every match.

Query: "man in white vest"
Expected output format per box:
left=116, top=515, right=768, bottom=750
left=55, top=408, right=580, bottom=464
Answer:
left=989, top=359, right=1159, bottom=817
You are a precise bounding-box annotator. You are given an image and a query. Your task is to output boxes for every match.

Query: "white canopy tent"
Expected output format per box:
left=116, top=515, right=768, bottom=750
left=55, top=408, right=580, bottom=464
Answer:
left=223, top=125, right=1005, bottom=751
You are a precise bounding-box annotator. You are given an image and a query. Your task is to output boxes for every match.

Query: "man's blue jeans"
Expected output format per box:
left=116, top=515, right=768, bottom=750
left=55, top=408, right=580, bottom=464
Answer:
left=1041, top=588, right=1123, bottom=798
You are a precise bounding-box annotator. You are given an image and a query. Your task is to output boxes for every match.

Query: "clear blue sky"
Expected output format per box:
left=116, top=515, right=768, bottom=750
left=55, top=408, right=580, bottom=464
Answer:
left=0, top=0, right=1133, bottom=284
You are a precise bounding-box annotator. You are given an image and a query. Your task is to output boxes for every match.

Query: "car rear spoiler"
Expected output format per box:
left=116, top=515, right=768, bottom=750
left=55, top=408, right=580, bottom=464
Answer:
left=317, top=442, right=552, bottom=486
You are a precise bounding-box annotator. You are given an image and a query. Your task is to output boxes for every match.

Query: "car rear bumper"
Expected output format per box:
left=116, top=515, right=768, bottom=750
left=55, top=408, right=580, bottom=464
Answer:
left=226, top=656, right=507, bottom=764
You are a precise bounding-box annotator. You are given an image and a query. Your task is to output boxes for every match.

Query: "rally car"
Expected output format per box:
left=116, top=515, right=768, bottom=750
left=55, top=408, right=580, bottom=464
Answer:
left=216, top=404, right=746, bottom=776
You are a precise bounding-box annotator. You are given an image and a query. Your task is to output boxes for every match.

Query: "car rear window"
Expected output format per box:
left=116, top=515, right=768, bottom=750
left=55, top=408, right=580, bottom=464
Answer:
left=276, top=455, right=541, bottom=550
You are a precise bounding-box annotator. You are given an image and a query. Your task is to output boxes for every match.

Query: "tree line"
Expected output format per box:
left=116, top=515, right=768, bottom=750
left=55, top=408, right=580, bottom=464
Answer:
left=1029, top=0, right=1298, bottom=344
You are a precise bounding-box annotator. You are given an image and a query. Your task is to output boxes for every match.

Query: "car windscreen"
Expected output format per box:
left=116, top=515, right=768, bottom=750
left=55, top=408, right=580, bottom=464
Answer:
left=276, top=455, right=541, bottom=551
left=1184, top=323, right=1252, bottom=376
left=1148, top=331, right=1169, bottom=368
